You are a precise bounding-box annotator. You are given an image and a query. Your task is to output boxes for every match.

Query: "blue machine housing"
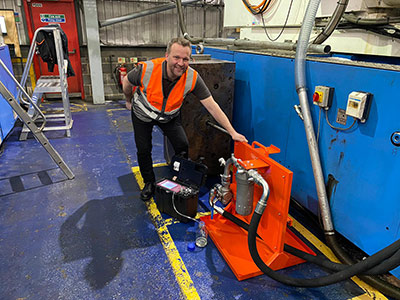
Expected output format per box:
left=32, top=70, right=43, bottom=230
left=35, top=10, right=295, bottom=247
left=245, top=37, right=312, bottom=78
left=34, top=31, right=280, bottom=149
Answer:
left=200, top=47, right=400, bottom=278
left=0, top=45, right=18, bottom=144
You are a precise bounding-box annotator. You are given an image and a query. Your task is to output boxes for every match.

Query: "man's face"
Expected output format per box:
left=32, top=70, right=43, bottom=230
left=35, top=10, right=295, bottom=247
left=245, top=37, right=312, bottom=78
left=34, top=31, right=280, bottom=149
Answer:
left=165, top=43, right=191, bottom=80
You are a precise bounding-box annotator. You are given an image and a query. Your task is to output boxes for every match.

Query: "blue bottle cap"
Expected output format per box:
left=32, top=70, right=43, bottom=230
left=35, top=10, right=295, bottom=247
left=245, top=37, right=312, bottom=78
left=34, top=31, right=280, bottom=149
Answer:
left=187, top=242, right=196, bottom=252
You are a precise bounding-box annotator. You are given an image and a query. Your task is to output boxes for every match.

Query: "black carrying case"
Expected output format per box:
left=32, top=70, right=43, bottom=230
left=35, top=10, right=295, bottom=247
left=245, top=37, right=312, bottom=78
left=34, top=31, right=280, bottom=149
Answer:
left=154, top=156, right=207, bottom=223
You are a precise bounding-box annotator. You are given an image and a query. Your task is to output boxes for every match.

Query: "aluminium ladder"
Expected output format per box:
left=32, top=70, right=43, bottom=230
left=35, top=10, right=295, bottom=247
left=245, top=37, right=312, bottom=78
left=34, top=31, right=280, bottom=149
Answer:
left=18, top=26, right=73, bottom=141
left=0, top=58, right=74, bottom=180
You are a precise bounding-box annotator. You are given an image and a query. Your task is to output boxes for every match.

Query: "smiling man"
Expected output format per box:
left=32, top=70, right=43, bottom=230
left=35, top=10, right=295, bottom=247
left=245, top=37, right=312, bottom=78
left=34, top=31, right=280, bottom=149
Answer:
left=123, top=37, right=247, bottom=201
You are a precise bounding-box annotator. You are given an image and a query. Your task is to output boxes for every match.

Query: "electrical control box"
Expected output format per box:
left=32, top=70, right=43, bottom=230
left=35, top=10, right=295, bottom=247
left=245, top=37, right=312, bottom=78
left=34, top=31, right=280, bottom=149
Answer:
left=313, top=86, right=334, bottom=109
left=345, top=91, right=372, bottom=123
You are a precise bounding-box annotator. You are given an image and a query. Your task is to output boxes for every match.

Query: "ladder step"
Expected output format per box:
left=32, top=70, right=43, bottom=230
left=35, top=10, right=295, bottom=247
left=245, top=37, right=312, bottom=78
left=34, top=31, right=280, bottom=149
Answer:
left=21, top=120, right=73, bottom=133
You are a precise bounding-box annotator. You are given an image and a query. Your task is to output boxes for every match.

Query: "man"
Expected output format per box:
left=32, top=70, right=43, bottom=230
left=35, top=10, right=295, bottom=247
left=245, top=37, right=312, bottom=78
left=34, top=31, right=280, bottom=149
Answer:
left=123, top=37, right=247, bottom=201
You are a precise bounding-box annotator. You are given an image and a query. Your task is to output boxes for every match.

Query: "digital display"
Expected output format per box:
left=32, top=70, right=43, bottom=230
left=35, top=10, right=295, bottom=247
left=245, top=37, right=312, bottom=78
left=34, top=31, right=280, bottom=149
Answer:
left=157, top=179, right=183, bottom=193
left=160, top=181, right=178, bottom=189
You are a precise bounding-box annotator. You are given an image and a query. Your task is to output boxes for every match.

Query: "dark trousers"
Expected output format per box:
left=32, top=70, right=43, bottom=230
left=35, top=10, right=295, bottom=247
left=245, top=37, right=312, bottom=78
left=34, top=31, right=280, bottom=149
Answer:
left=131, top=110, right=189, bottom=184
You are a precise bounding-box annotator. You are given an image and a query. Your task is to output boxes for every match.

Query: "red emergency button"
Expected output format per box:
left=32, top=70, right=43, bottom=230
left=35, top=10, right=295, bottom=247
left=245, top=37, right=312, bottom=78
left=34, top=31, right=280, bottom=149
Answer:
left=313, top=92, right=320, bottom=103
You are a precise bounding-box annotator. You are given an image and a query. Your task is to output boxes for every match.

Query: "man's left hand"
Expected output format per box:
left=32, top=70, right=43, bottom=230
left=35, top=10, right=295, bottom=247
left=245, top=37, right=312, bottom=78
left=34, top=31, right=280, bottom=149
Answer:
left=231, top=132, right=248, bottom=143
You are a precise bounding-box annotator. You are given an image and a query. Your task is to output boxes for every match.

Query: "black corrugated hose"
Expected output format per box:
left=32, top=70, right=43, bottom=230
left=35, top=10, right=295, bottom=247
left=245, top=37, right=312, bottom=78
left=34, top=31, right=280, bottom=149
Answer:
left=217, top=208, right=400, bottom=292
left=325, top=234, right=400, bottom=299
left=248, top=212, right=400, bottom=288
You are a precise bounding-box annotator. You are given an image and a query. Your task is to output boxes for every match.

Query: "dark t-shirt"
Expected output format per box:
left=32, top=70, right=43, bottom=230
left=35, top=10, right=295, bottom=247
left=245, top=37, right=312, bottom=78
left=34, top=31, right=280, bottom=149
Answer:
left=127, top=60, right=211, bottom=101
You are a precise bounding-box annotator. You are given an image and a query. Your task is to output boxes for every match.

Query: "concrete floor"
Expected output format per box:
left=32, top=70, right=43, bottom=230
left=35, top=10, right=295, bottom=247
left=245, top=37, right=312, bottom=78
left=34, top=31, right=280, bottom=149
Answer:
left=0, top=100, right=387, bottom=300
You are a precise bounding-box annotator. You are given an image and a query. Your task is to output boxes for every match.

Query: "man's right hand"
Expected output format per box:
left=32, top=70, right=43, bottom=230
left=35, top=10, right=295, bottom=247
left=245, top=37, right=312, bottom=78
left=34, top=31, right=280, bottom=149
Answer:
left=125, top=100, right=132, bottom=110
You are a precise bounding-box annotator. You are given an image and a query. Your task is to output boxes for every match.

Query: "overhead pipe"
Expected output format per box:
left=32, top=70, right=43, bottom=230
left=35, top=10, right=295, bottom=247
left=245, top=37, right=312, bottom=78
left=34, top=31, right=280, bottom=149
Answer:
left=342, top=13, right=400, bottom=26
left=313, top=0, right=349, bottom=44
left=199, top=37, right=330, bottom=53
left=383, top=0, right=400, bottom=6
left=99, top=0, right=200, bottom=28
left=295, top=0, right=400, bottom=298
left=232, top=39, right=330, bottom=53
left=175, top=0, right=331, bottom=54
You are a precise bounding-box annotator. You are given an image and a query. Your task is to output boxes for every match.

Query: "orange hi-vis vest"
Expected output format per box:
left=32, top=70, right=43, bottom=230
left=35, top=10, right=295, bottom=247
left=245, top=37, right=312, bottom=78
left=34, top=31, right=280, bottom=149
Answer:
left=133, top=57, right=198, bottom=122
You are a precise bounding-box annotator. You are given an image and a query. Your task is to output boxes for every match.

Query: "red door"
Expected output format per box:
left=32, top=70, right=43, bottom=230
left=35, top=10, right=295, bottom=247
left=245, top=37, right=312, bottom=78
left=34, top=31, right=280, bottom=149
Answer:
left=24, top=0, right=85, bottom=99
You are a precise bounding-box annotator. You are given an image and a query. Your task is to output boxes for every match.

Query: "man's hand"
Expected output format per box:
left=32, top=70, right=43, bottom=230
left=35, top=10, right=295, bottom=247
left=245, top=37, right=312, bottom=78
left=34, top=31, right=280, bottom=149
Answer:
left=231, top=132, right=248, bottom=143
left=125, top=100, right=132, bottom=110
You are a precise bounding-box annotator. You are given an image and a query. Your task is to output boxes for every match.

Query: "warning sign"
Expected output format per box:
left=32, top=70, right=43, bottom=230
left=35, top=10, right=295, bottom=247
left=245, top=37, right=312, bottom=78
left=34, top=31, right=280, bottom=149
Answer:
left=40, top=14, right=66, bottom=23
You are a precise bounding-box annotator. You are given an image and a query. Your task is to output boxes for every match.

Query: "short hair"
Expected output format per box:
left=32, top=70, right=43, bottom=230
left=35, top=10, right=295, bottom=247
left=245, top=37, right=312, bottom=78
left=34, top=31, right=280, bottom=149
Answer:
left=166, top=37, right=191, bottom=54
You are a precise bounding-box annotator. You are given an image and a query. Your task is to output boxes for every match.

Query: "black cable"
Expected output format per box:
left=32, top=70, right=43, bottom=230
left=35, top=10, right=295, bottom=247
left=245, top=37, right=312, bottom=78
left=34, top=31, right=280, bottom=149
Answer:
left=262, top=0, right=294, bottom=42
left=241, top=0, right=272, bottom=15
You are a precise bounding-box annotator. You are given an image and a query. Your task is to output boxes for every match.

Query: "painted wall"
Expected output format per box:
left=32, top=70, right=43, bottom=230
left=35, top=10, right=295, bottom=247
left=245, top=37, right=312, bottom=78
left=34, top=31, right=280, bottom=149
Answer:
left=203, top=47, right=400, bottom=278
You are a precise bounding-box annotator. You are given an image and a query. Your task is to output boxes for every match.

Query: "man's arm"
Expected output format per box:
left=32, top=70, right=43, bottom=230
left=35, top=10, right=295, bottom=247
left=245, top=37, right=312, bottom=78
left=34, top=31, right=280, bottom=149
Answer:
left=200, top=96, right=248, bottom=142
left=122, top=76, right=134, bottom=110
left=123, top=65, right=142, bottom=110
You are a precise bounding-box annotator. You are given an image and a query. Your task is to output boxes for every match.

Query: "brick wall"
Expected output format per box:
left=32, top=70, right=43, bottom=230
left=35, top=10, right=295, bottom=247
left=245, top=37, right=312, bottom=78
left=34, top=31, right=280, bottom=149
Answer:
left=12, top=45, right=166, bottom=102
left=80, top=46, right=165, bottom=101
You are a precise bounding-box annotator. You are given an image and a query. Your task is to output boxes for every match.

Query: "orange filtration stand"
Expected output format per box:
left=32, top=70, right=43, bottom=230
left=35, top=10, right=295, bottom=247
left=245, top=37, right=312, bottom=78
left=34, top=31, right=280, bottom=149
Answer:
left=201, top=141, right=315, bottom=281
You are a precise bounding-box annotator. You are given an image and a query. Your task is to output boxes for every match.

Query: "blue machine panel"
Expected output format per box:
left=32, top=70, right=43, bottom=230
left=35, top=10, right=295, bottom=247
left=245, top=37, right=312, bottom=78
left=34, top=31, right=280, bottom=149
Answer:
left=203, top=47, right=400, bottom=278
left=0, top=45, right=17, bottom=144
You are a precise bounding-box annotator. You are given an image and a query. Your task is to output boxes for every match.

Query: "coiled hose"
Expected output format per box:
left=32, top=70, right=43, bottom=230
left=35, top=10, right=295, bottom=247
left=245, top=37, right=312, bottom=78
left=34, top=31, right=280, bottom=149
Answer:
left=248, top=211, right=400, bottom=287
left=216, top=205, right=400, bottom=284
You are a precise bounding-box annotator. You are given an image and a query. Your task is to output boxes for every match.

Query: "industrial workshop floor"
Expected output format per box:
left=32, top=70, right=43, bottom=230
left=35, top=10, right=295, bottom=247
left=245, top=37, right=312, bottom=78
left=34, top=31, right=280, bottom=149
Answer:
left=0, top=100, right=390, bottom=300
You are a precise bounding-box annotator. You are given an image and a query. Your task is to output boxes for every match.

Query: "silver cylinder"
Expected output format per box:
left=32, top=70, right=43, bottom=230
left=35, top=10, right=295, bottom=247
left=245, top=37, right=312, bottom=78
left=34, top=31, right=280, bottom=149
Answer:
left=235, top=170, right=254, bottom=216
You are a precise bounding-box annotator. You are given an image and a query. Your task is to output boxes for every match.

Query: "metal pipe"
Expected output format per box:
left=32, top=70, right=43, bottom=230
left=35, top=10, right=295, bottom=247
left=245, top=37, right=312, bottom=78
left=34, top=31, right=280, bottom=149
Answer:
left=201, top=38, right=330, bottom=53
left=313, top=0, right=349, bottom=44
left=295, top=0, right=334, bottom=234
left=343, top=13, right=400, bottom=26
left=383, top=0, right=400, bottom=6
left=208, top=184, right=224, bottom=215
left=206, top=120, right=229, bottom=135
left=247, top=169, right=270, bottom=214
left=233, top=39, right=330, bottom=53
left=99, top=0, right=200, bottom=28
left=197, top=36, right=330, bottom=53
left=219, top=156, right=235, bottom=204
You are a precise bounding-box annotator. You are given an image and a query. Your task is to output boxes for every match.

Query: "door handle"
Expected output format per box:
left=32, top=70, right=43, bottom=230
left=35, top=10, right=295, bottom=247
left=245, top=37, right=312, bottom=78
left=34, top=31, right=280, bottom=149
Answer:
left=68, top=49, right=76, bottom=54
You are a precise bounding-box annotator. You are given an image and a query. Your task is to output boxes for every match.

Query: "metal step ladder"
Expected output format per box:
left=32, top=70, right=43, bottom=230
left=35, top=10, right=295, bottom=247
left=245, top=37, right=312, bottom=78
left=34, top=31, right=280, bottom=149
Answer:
left=18, top=26, right=73, bottom=141
left=0, top=58, right=74, bottom=180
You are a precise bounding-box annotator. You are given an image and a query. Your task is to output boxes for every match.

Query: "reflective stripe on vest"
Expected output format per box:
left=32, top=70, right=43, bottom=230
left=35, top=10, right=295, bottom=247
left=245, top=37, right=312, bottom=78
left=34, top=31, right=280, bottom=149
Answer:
left=135, top=58, right=197, bottom=121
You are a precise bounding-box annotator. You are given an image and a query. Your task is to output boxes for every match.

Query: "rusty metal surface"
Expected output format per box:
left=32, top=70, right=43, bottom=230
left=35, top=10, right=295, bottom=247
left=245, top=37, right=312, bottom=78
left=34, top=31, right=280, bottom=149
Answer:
left=181, top=58, right=235, bottom=175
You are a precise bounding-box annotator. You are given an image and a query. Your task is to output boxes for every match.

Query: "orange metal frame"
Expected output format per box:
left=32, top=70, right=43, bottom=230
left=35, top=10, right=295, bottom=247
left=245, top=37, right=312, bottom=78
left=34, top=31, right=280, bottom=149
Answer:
left=201, top=141, right=315, bottom=281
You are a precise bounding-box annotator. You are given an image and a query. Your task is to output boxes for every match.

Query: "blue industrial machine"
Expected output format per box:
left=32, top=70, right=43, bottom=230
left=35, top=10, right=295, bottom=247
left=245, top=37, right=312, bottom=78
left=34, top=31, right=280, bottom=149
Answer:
left=200, top=46, right=400, bottom=279
left=0, top=45, right=17, bottom=144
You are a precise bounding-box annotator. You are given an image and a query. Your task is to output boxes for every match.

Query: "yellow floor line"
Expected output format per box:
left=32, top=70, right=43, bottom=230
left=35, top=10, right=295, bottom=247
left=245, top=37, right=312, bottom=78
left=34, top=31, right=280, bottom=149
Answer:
left=164, top=212, right=211, bottom=226
left=289, top=215, right=388, bottom=300
left=132, top=166, right=200, bottom=300
left=107, top=107, right=126, bottom=112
